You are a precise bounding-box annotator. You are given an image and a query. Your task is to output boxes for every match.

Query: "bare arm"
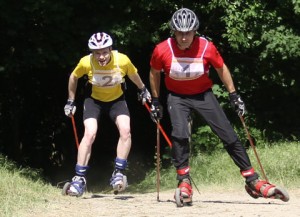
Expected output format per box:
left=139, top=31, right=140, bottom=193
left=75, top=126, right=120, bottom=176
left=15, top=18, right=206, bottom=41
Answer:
left=215, top=63, right=236, bottom=93
left=68, top=73, right=79, bottom=100
left=149, top=67, right=161, bottom=98
left=127, top=73, right=145, bottom=89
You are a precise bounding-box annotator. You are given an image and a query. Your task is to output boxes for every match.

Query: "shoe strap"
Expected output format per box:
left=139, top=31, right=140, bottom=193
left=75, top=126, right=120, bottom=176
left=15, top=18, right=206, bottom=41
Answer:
left=255, top=180, right=275, bottom=197
left=179, top=182, right=193, bottom=194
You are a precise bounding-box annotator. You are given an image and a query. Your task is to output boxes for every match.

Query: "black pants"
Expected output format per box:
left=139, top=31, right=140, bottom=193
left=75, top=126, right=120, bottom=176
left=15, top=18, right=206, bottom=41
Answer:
left=167, top=90, right=256, bottom=181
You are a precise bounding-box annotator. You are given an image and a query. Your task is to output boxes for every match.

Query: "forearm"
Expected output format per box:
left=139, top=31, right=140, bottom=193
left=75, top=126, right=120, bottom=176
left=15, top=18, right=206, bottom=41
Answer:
left=149, top=68, right=161, bottom=98
left=128, top=73, right=145, bottom=89
left=68, top=74, right=78, bottom=100
left=216, top=64, right=236, bottom=93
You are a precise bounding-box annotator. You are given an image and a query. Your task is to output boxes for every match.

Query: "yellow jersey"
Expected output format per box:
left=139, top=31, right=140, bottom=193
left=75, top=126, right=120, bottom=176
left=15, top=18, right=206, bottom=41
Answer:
left=72, top=50, right=137, bottom=102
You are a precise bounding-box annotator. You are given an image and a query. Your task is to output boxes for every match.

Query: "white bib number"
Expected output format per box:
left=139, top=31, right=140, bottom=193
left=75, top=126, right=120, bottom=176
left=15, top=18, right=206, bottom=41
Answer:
left=92, top=72, right=122, bottom=87
left=169, top=57, right=204, bottom=80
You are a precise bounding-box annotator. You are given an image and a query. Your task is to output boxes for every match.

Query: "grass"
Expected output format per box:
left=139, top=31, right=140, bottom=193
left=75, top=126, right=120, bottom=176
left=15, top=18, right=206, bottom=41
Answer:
left=0, top=141, right=299, bottom=216
left=131, top=141, right=300, bottom=192
left=0, top=156, right=58, bottom=217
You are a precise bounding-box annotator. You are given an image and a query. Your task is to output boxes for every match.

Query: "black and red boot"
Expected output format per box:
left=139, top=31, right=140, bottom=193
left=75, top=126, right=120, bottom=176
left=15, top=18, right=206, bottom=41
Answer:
left=241, top=167, right=289, bottom=202
left=175, top=178, right=193, bottom=207
left=245, top=179, right=289, bottom=202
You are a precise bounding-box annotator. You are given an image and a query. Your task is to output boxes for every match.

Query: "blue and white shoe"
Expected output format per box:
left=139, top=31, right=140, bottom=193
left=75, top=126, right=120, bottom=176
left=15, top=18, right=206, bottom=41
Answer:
left=110, top=170, right=128, bottom=194
left=63, top=176, right=86, bottom=197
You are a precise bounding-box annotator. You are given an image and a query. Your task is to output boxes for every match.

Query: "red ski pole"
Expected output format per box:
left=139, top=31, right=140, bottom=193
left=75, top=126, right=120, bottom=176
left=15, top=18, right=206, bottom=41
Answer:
left=144, top=103, right=202, bottom=197
left=71, top=115, right=80, bottom=149
left=144, top=103, right=172, bottom=148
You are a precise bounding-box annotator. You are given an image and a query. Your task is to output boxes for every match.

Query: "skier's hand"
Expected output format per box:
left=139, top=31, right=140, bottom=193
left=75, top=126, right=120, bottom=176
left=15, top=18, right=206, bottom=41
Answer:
left=150, top=97, right=163, bottom=122
left=138, top=86, right=151, bottom=104
left=64, top=99, right=76, bottom=117
left=229, top=92, right=246, bottom=116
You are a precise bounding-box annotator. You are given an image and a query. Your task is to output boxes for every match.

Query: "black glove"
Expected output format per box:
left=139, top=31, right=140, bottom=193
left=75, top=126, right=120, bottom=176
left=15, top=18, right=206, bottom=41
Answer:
left=150, top=97, right=163, bottom=122
left=138, top=86, right=151, bottom=104
left=229, top=92, right=246, bottom=116
left=64, top=99, right=76, bottom=117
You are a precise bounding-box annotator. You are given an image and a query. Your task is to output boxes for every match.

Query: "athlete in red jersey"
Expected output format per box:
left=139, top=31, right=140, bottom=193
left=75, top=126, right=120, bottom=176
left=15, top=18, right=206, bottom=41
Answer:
left=149, top=8, right=289, bottom=206
left=150, top=35, right=222, bottom=95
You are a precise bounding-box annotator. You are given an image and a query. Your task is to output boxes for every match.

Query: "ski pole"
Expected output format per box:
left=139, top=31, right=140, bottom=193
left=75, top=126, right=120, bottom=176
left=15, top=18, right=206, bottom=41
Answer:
left=144, top=103, right=202, bottom=197
left=239, top=115, right=269, bottom=182
left=156, top=119, right=161, bottom=202
left=71, top=115, right=80, bottom=149
left=144, top=103, right=170, bottom=201
left=144, top=103, right=172, bottom=148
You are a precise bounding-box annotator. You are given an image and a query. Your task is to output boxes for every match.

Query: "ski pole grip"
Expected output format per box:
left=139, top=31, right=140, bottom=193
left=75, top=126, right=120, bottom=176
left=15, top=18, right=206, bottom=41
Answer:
left=144, top=103, right=172, bottom=148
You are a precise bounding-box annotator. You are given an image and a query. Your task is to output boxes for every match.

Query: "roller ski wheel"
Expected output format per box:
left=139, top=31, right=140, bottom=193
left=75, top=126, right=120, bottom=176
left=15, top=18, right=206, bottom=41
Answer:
left=175, top=188, right=183, bottom=207
left=273, top=186, right=290, bottom=202
left=61, top=182, right=71, bottom=196
left=245, top=180, right=290, bottom=202
left=113, top=175, right=128, bottom=195
left=174, top=188, right=192, bottom=207
left=61, top=181, right=84, bottom=197
left=61, top=181, right=85, bottom=197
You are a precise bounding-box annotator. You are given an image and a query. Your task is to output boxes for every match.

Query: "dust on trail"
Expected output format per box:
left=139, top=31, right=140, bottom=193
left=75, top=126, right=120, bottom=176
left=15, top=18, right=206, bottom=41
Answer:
left=20, top=188, right=300, bottom=217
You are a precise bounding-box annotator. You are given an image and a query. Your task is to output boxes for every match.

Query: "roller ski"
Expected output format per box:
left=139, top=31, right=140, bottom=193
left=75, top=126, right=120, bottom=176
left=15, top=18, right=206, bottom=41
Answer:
left=62, top=176, right=86, bottom=197
left=110, top=170, right=128, bottom=195
left=245, top=179, right=289, bottom=202
left=174, top=178, right=193, bottom=207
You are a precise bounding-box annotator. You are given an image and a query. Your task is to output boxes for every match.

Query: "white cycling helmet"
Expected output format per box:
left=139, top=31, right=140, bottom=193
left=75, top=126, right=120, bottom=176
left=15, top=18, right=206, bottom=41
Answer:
left=170, top=8, right=199, bottom=32
left=88, top=32, right=113, bottom=50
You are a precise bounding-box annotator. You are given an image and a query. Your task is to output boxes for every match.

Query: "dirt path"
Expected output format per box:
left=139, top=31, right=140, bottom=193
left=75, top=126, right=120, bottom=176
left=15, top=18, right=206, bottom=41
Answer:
left=21, top=188, right=300, bottom=217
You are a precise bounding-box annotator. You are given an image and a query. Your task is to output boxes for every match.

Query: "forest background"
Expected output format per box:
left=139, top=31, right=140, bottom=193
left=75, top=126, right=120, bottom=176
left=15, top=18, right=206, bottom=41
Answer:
left=0, top=0, right=299, bottom=186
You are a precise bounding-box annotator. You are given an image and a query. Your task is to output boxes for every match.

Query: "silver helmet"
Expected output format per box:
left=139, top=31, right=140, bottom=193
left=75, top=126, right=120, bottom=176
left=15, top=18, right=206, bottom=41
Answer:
left=170, top=8, right=199, bottom=32
left=88, top=32, right=113, bottom=50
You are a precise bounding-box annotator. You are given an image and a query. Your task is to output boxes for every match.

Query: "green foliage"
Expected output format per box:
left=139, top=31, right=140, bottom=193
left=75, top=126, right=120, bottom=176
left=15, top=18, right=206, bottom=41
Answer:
left=261, top=25, right=300, bottom=60
left=208, top=0, right=299, bottom=139
left=212, top=84, right=229, bottom=106
left=292, top=0, right=300, bottom=14
left=191, top=125, right=223, bottom=155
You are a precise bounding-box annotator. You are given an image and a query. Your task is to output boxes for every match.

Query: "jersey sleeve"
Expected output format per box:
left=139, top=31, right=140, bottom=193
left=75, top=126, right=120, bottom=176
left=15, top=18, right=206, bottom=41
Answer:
left=150, top=45, right=163, bottom=71
left=122, top=54, right=137, bottom=76
left=206, top=42, right=224, bottom=69
left=72, top=56, right=89, bottom=78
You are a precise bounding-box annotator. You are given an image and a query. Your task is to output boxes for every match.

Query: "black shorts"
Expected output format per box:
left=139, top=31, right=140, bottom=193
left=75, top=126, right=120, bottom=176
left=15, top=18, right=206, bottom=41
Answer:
left=83, top=95, right=130, bottom=121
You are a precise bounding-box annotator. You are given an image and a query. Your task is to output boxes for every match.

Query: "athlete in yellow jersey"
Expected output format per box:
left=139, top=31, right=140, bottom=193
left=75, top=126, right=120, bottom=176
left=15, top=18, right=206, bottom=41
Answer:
left=63, top=32, right=151, bottom=196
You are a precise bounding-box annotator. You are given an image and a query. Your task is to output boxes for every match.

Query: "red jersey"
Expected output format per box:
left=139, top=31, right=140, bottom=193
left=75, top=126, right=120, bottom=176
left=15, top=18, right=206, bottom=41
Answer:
left=150, top=37, right=224, bottom=95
